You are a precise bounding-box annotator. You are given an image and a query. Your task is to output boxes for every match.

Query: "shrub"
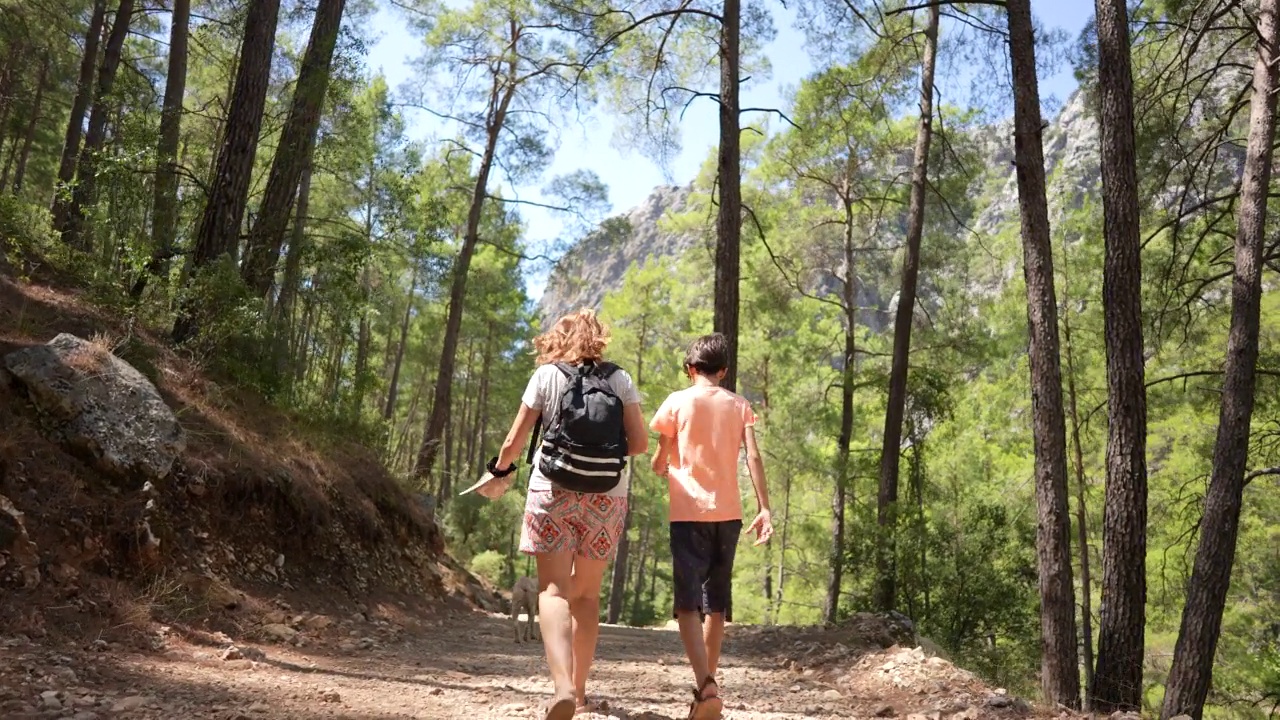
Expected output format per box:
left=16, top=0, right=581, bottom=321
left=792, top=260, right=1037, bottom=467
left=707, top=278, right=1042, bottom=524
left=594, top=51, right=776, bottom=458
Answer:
left=469, top=550, right=505, bottom=587
left=0, top=195, right=58, bottom=269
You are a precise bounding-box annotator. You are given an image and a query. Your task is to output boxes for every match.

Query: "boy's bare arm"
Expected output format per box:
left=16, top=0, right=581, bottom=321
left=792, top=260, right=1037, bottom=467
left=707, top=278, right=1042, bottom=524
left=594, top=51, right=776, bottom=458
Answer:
left=651, top=434, right=672, bottom=476
left=744, top=426, right=770, bottom=511
left=744, top=426, right=773, bottom=545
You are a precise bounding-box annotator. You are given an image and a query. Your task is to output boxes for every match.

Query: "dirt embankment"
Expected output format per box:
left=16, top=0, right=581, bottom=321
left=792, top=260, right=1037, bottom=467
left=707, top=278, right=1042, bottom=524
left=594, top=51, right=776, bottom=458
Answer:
left=0, top=265, right=499, bottom=653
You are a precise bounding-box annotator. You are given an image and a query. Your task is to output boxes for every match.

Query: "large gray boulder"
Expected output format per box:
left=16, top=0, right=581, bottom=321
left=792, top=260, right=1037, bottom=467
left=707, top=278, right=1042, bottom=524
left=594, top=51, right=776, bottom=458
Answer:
left=3, top=333, right=185, bottom=483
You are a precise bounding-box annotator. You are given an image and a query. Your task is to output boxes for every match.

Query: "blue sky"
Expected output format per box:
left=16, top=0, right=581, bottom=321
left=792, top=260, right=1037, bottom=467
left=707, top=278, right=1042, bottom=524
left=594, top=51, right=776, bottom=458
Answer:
left=365, top=0, right=1095, bottom=299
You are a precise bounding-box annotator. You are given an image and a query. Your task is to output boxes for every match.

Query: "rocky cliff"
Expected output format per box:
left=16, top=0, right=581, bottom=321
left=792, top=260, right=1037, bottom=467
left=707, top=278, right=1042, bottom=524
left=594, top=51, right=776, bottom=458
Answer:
left=538, top=93, right=1108, bottom=327
left=537, top=184, right=696, bottom=325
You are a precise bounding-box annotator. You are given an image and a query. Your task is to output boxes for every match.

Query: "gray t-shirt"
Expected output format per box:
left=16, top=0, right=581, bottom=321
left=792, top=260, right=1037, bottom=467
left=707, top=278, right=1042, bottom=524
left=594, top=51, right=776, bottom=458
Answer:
left=521, top=363, right=641, bottom=497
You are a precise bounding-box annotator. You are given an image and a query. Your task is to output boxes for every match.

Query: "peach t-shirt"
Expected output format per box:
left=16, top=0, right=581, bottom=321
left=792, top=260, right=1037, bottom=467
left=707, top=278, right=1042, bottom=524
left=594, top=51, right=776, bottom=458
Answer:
left=649, top=384, right=757, bottom=523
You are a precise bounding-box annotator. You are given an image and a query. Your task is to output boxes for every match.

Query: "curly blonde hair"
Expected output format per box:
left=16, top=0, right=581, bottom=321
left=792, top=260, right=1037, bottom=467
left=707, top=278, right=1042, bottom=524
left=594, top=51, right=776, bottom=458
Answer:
left=534, top=309, right=611, bottom=365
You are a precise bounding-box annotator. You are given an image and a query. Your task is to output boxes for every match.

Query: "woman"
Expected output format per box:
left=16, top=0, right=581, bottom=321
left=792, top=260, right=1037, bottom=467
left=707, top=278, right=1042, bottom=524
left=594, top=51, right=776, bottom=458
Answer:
left=478, top=309, right=649, bottom=720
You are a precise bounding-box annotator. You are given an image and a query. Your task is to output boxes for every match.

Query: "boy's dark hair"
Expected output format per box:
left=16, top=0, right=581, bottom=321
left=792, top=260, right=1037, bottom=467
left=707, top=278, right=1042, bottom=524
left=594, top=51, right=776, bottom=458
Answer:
left=684, top=333, right=729, bottom=376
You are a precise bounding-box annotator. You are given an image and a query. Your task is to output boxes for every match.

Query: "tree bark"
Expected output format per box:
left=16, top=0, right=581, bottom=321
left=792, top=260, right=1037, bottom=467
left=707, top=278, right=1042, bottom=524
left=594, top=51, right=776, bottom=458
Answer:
left=58, top=0, right=136, bottom=251
left=829, top=200, right=857, bottom=623
left=241, top=0, right=347, bottom=296
left=11, top=54, right=49, bottom=195
left=52, top=0, right=105, bottom=212
left=413, top=48, right=518, bottom=485
left=713, top=0, right=741, bottom=393
left=1161, top=3, right=1280, bottom=717
left=1091, top=0, right=1149, bottom=711
left=874, top=3, right=938, bottom=615
left=384, top=266, right=418, bottom=420
left=353, top=264, right=374, bottom=414
left=1062, top=296, right=1096, bottom=707
left=172, top=0, right=282, bottom=344
left=277, top=159, right=313, bottom=337
left=473, top=323, right=494, bottom=469
left=773, top=469, right=791, bottom=625
left=629, top=523, right=651, bottom=625
left=0, top=138, right=16, bottom=192
left=132, top=0, right=191, bottom=299
left=608, top=314, right=648, bottom=624
left=1005, top=0, right=1081, bottom=709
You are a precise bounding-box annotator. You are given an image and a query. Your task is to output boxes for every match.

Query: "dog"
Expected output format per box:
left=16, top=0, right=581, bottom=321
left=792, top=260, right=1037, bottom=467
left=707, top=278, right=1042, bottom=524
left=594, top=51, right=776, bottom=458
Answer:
left=510, top=575, right=539, bottom=643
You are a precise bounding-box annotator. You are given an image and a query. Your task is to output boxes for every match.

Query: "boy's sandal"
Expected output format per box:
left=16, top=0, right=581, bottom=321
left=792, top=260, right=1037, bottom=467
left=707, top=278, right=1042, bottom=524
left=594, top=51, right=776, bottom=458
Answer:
left=687, top=677, right=723, bottom=720
left=544, top=696, right=575, bottom=720
left=576, top=697, right=610, bottom=714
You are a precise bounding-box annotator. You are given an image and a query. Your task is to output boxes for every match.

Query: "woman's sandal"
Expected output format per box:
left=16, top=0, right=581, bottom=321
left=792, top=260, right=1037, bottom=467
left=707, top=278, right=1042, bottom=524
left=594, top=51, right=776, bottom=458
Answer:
left=687, top=676, right=723, bottom=720
left=544, top=696, right=576, bottom=720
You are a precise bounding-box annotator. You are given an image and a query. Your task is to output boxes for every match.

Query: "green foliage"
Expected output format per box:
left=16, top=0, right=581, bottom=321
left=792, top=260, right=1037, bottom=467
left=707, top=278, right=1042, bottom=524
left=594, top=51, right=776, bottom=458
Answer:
left=0, top=196, right=58, bottom=259
left=469, top=550, right=507, bottom=587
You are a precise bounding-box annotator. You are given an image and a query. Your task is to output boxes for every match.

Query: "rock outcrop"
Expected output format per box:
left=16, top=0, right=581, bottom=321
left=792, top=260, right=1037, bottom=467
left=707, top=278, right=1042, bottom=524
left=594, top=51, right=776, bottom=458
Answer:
left=3, top=333, right=185, bottom=484
left=538, top=184, right=696, bottom=325
left=538, top=92, right=1110, bottom=324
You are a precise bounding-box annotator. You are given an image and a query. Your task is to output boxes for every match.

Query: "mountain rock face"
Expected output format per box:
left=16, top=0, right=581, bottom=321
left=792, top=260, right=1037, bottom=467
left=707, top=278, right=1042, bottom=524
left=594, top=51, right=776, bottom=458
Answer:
left=538, top=92, right=1107, bottom=325
left=538, top=185, right=695, bottom=325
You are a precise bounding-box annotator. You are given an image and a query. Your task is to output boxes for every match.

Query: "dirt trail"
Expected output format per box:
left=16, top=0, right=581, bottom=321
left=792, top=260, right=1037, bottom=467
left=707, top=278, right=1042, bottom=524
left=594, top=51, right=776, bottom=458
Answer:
left=0, top=603, right=1031, bottom=720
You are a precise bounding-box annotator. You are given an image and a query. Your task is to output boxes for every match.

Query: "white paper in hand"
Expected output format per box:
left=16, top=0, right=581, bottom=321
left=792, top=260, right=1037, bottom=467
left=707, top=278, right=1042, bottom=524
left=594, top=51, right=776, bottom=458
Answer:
left=458, top=472, right=496, bottom=496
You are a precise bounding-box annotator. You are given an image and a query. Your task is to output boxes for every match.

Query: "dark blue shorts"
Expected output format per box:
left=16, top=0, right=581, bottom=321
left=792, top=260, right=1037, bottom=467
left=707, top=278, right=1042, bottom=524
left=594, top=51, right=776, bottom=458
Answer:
left=670, top=520, right=742, bottom=622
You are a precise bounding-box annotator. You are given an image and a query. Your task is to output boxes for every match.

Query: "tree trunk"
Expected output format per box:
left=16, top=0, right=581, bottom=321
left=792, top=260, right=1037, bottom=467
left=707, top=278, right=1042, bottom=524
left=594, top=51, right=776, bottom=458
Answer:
left=629, top=523, right=651, bottom=625
left=474, top=323, right=494, bottom=469
left=58, top=0, right=136, bottom=251
left=384, top=266, right=418, bottom=420
left=608, top=314, right=648, bottom=624
left=1005, top=0, right=1081, bottom=709
left=413, top=71, right=517, bottom=485
left=0, top=137, right=16, bottom=192
left=774, top=466, right=792, bottom=625
left=52, top=0, right=105, bottom=212
left=12, top=55, right=50, bottom=196
left=624, top=524, right=644, bottom=622
left=607, top=464, right=635, bottom=624
left=456, top=339, right=477, bottom=474
left=713, top=0, right=741, bottom=392
left=911, top=441, right=928, bottom=619
left=874, top=3, right=939, bottom=614
left=0, top=43, right=19, bottom=132
left=277, top=159, right=313, bottom=335
left=132, top=0, right=191, bottom=299
left=1161, top=4, right=1280, bottom=717
left=829, top=200, right=857, bottom=624
left=241, top=0, right=347, bottom=295
left=1062, top=298, right=1096, bottom=707
left=353, top=261, right=374, bottom=414
left=1091, top=0, right=1149, bottom=711
left=172, top=0, right=282, bottom=344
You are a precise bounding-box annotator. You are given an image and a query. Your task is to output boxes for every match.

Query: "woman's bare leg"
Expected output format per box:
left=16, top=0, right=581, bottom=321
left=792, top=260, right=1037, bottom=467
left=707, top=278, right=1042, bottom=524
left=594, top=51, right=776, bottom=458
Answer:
left=535, top=552, right=577, bottom=716
left=569, top=555, right=610, bottom=707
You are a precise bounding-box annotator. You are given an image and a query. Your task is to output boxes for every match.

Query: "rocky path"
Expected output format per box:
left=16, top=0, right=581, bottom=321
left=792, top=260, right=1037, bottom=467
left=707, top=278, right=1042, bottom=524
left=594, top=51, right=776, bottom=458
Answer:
left=0, top=605, right=1029, bottom=720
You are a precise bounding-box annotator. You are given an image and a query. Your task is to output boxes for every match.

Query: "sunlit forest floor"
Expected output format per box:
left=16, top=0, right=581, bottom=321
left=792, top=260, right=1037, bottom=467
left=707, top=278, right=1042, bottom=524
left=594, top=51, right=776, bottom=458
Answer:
left=0, top=605, right=1041, bottom=720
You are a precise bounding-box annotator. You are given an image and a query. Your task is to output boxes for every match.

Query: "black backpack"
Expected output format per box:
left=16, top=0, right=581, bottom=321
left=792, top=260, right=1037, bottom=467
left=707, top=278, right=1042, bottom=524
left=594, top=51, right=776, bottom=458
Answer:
left=526, top=361, right=628, bottom=494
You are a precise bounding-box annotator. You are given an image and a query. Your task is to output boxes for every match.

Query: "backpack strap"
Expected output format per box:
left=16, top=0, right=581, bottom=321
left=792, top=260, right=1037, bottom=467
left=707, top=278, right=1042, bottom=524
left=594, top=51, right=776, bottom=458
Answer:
left=553, top=362, right=575, bottom=377
left=594, top=361, right=620, bottom=378
left=526, top=415, right=541, bottom=465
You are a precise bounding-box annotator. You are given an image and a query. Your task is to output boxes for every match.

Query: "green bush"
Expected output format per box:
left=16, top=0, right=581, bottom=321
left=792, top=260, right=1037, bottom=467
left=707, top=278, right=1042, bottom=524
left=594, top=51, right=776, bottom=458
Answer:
left=469, top=550, right=505, bottom=587
left=0, top=195, right=58, bottom=265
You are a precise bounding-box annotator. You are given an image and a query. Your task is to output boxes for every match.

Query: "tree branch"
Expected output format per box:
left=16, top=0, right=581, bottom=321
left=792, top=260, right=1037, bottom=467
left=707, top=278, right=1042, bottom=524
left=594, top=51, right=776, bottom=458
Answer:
left=1244, top=466, right=1280, bottom=487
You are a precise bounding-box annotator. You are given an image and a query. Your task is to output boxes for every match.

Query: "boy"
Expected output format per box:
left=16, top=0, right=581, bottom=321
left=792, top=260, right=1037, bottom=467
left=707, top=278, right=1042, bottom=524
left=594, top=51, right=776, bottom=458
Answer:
left=649, top=333, right=773, bottom=720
